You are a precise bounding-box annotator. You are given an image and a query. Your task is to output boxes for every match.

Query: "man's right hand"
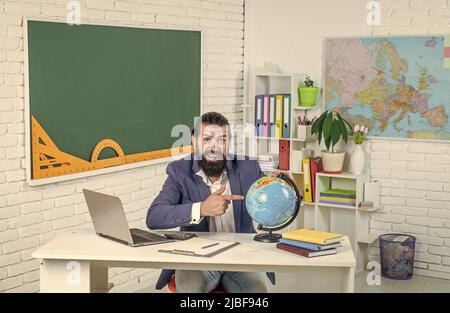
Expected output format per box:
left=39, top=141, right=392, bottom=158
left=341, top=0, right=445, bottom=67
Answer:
left=200, top=186, right=244, bottom=217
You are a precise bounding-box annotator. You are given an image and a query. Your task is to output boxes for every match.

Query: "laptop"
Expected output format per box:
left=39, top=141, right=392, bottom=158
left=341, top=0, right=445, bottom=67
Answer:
left=82, top=189, right=174, bottom=247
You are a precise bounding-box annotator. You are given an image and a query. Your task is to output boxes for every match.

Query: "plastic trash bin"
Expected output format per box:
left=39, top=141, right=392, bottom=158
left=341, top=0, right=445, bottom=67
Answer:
left=379, top=233, right=416, bottom=280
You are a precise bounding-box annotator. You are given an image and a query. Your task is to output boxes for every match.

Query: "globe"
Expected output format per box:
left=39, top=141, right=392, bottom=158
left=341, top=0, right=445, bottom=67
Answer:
left=245, top=174, right=302, bottom=242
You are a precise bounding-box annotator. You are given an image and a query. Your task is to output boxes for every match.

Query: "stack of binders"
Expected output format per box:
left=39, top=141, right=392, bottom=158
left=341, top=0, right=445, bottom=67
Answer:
left=276, top=229, right=343, bottom=258
left=319, top=189, right=357, bottom=206
left=302, top=157, right=323, bottom=203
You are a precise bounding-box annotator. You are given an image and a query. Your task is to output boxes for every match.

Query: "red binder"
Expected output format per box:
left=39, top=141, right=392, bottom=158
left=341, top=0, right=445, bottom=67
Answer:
left=310, top=157, right=323, bottom=203
left=278, top=140, right=290, bottom=170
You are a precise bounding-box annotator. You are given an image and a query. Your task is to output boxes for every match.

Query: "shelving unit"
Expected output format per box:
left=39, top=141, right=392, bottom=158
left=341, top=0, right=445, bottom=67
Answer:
left=243, top=69, right=378, bottom=272
left=243, top=70, right=318, bottom=232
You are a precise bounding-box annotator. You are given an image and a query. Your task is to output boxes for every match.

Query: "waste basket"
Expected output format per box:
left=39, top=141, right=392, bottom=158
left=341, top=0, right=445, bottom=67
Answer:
left=379, top=233, right=416, bottom=280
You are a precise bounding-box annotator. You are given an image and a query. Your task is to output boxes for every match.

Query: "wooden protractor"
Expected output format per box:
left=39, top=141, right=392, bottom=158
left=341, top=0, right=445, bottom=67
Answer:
left=90, top=139, right=126, bottom=168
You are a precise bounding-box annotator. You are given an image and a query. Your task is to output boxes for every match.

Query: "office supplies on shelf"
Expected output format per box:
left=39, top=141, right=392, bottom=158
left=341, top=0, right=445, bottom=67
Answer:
left=297, top=116, right=316, bottom=125
left=276, top=243, right=337, bottom=258
left=278, top=140, right=290, bottom=170
left=302, top=158, right=312, bottom=202
left=281, top=229, right=344, bottom=245
left=275, top=95, right=283, bottom=138
left=269, top=95, right=276, bottom=137
left=320, top=188, right=356, bottom=206
left=255, top=95, right=264, bottom=136
left=263, top=94, right=270, bottom=137
left=363, top=180, right=380, bottom=207
left=310, top=157, right=323, bottom=203
left=158, top=237, right=240, bottom=257
left=282, top=94, right=291, bottom=139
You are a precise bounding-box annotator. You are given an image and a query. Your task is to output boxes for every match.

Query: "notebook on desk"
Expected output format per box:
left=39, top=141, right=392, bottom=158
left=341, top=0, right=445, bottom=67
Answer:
left=158, top=237, right=240, bottom=257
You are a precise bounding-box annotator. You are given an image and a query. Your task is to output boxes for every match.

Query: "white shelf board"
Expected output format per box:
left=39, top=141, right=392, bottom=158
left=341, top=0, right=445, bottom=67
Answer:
left=291, top=137, right=317, bottom=142
left=317, top=202, right=357, bottom=210
left=316, top=171, right=361, bottom=180
left=293, top=105, right=318, bottom=110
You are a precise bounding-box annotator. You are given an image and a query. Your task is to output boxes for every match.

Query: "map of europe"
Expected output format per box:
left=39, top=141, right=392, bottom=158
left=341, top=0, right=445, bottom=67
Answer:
left=324, top=36, right=450, bottom=141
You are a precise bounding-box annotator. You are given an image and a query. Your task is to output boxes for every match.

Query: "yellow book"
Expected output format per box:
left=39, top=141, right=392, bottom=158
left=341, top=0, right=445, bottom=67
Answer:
left=281, top=229, right=344, bottom=245
left=320, top=196, right=356, bottom=203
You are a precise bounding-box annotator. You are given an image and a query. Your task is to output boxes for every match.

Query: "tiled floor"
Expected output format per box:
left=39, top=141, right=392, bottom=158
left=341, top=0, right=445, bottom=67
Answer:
left=139, top=271, right=450, bottom=293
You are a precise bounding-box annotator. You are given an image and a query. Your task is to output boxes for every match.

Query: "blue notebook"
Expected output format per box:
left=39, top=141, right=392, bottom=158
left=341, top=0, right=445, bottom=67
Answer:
left=279, top=238, right=342, bottom=251
left=320, top=193, right=356, bottom=199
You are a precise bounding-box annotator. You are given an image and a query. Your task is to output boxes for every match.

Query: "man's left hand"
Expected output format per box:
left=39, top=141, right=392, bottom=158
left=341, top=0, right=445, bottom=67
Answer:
left=269, top=170, right=294, bottom=181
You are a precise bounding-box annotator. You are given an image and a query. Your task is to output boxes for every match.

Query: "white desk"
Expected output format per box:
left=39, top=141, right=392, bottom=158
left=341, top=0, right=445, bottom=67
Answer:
left=32, top=229, right=356, bottom=293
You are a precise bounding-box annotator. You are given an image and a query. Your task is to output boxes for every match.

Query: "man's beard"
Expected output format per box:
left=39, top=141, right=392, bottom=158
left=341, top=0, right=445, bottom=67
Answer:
left=198, top=153, right=227, bottom=178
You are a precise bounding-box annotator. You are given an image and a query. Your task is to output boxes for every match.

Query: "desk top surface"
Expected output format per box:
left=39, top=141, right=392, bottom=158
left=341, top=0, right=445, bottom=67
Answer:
left=32, top=229, right=356, bottom=268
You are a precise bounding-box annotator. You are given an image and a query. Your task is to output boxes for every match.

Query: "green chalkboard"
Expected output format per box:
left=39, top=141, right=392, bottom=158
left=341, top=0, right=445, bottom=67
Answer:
left=27, top=20, right=200, bottom=180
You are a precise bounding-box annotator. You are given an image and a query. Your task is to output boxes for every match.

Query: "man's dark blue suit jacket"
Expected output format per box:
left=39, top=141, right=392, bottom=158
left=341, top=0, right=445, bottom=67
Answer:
left=146, top=154, right=275, bottom=290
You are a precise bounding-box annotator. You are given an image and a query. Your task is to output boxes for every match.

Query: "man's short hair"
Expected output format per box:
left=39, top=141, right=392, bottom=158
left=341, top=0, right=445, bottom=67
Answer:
left=191, top=112, right=230, bottom=137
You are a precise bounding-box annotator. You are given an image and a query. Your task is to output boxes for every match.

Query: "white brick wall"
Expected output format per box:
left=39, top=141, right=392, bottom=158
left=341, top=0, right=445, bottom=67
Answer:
left=366, top=0, right=450, bottom=280
left=0, top=0, right=244, bottom=292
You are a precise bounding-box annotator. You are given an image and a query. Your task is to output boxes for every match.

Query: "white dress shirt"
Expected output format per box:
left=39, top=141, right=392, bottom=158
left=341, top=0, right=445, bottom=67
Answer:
left=190, top=169, right=236, bottom=233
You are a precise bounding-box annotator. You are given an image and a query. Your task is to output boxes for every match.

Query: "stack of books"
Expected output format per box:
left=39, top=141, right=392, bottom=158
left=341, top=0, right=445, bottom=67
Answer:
left=319, top=188, right=356, bottom=206
left=257, top=153, right=279, bottom=172
left=276, top=229, right=343, bottom=258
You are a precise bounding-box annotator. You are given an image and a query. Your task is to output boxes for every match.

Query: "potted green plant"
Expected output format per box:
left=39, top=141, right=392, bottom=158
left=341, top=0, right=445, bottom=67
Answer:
left=298, top=75, right=319, bottom=107
left=311, top=110, right=352, bottom=173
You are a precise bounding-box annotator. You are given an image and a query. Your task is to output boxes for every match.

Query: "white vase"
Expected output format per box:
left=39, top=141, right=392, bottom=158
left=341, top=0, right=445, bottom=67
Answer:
left=349, top=144, right=365, bottom=175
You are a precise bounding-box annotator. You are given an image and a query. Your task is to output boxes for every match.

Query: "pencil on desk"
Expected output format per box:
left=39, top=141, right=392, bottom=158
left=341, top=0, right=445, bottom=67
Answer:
left=201, top=242, right=220, bottom=249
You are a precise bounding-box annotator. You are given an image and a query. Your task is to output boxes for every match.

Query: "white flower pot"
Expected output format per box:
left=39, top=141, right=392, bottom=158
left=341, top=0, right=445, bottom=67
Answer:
left=349, top=144, right=365, bottom=175
left=321, top=150, right=346, bottom=173
left=297, top=125, right=312, bottom=140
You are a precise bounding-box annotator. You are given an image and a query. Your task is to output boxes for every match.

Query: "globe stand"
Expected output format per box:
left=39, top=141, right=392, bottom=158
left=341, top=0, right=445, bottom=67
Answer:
left=254, top=229, right=281, bottom=243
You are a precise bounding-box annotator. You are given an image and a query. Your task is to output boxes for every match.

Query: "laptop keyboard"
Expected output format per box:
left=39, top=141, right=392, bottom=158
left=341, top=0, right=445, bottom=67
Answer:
left=131, top=233, right=148, bottom=244
left=130, top=229, right=169, bottom=244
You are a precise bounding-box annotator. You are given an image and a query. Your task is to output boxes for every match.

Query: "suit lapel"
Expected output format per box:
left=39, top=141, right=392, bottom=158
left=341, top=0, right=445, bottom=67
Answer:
left=227, top=159, right=243, bottom=233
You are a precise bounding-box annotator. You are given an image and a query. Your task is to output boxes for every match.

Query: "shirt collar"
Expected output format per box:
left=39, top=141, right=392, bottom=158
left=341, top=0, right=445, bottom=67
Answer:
left=195, top=168, right=227, bottom=187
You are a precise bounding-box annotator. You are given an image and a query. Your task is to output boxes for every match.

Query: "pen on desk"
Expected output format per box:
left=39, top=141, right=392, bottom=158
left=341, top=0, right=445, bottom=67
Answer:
left=201, top=242, right=220, bottom=249
left=173, top=249, right=195, bottom=255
